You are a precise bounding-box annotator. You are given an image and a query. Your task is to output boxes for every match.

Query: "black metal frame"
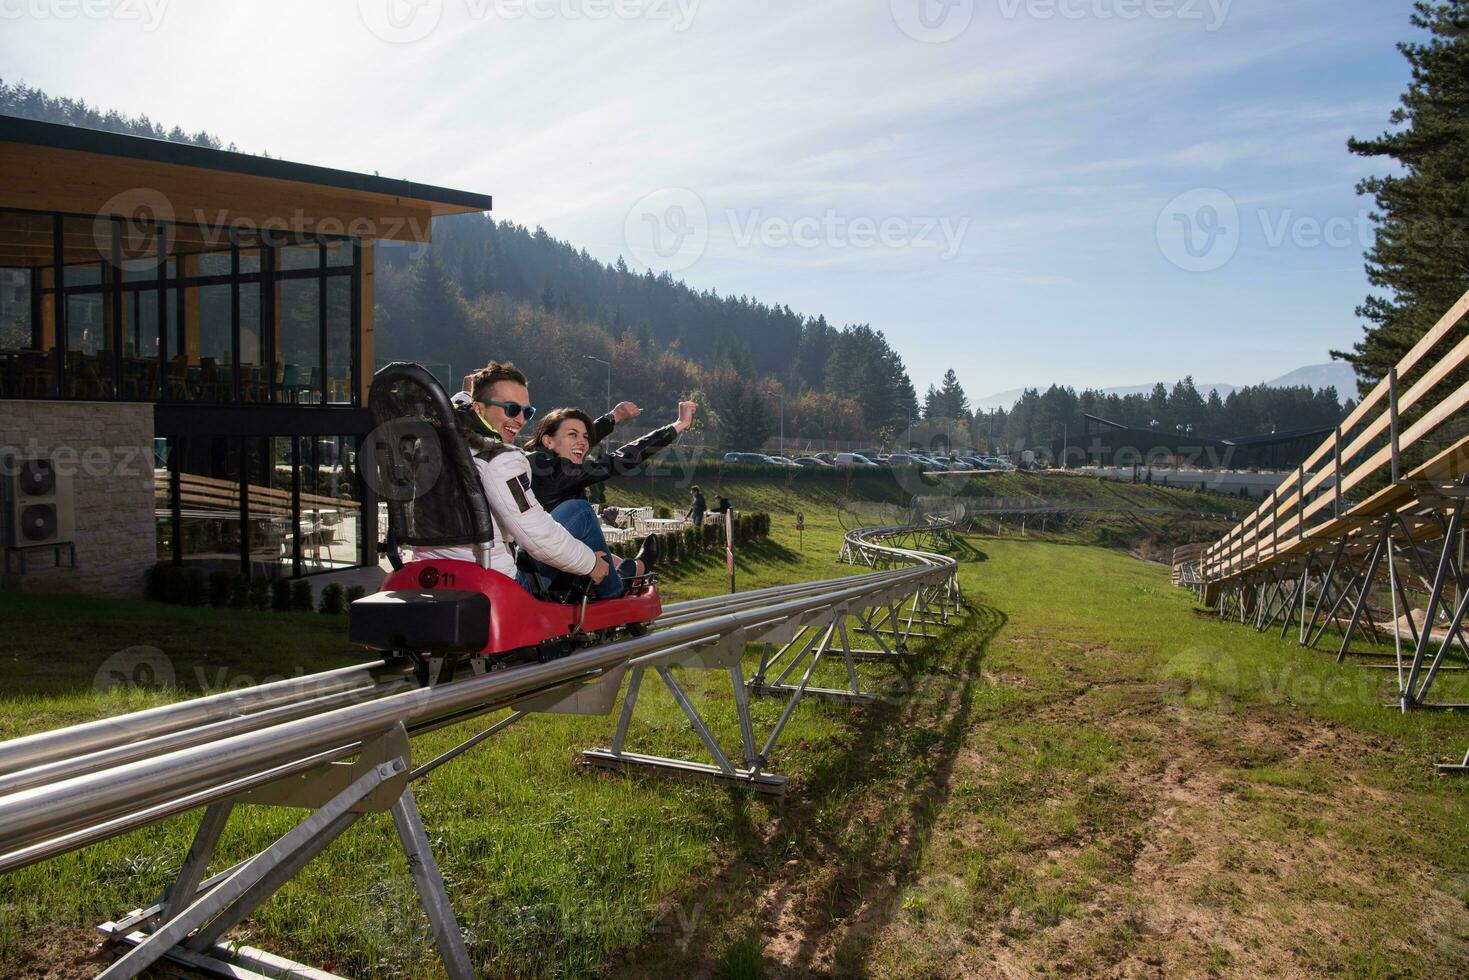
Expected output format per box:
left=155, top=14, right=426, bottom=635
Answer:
left=3, top=205, right=360, bottom=407
left=159, top=428, right=374, bottom=579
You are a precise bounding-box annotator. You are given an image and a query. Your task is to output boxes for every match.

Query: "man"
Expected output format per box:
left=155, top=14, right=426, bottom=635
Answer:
left=687, top=485, right=707, bottom=526
left=418, top=361, right=643, bottom=598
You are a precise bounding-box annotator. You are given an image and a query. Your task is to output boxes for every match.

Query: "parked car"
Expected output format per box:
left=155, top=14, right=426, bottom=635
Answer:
left=834, top=452, right=879, bottom=467
left=814, top=452, right=836, bottom=464
left=766, top=455, right=798, bottom=466
left=723, top=452, right=774, bottom=465
left=793, top=456, right=831, bottom=466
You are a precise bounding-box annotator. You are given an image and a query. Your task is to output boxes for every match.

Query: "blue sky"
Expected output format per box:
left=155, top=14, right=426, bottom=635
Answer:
left=0, top=0, right=1416, bottom=398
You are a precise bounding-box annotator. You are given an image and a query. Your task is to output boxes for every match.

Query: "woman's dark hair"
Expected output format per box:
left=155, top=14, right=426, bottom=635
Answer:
left=522, top=407, right=595, bottom=453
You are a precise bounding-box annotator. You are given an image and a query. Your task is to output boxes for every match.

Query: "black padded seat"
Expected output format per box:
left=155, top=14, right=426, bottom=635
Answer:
left=348, top=590, right=490, bottom=653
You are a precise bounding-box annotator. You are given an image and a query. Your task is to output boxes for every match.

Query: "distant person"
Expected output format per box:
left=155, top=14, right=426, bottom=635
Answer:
left=710, top=495, right=732, bottom=517
left=687, top=485, right=707, bottom=526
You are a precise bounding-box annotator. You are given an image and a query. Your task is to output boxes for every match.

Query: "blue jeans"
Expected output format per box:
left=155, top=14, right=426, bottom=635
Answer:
left=517, top=499, right=637, bottom=600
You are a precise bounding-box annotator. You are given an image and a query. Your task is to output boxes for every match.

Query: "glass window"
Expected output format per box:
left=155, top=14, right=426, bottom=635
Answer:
left=191, top=284, right=232, bottom=401
left=278, top=278, right=321, bottom=404
left=325, top=276, right=351, bottom=404
left=0, top=263, right=52, bottom=398
left=178, top=436, right=242, bottom=575
left=123, top=256, right=162, bottom=283
left=301, top=435, right=361, bottom=573
left=0, top=268, right=31, bottom=351
left=325, top=240, right=353, bottom=268
left=66, top=263, right=104, bottom=288
left=278, top=244, right=320, bottom=271
left=239, top=282, right=265, bottom=403
left=198, top=251, right=232, bottom=277
left=65, top=292, right=115, bottom=399
left=244, top=437, right=297, bottom=579
left=123, top=287, right=162, bottom=400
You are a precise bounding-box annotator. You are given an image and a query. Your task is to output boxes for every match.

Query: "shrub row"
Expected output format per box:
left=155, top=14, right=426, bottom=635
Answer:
left=656, top=512, right=771, bottom=566
left=145, top=564, right=366, bottom=614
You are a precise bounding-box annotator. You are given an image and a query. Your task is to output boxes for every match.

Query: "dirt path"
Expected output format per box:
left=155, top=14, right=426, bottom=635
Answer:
left=613, top=606, right=1469, bottom=979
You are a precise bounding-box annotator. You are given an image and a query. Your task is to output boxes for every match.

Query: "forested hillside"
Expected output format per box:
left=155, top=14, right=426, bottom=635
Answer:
left=375, top=214, right=920, bottom=449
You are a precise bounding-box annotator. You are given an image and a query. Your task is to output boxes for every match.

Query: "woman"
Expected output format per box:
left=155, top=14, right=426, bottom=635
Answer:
left=519, top=400, right=698, bottom=594
left=524, top=401, right=699, bottom=512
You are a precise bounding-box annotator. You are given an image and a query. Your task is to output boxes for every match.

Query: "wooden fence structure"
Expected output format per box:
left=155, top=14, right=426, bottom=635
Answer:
left=1188, top=289, right=1469, bottom=771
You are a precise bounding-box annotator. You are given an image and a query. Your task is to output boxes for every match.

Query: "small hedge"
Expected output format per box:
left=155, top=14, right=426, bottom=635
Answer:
left=655, top=511, right=771, bottom=567
left=146, top=563, right=367, bottom=616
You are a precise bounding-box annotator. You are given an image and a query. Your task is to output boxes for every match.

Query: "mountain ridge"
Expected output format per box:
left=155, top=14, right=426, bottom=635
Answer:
left=972, top=362, right=1356, bottom=413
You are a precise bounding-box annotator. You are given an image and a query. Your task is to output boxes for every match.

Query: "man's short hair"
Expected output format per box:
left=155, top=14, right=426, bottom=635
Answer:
left=469, top=361, right=528, bottom=400
left=690, top=484, right=702, bottom=495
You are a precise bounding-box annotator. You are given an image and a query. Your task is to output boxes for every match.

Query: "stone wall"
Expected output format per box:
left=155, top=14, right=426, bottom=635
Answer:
left=0, top=401, right=155, bottom=597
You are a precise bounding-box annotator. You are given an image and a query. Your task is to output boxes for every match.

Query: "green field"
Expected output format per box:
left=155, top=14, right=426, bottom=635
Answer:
left=1, top=473, right=1466, bottom=978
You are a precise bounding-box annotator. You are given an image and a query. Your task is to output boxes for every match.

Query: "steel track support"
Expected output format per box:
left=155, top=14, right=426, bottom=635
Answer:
left=1402, top=498, right=1469, bottom=709
left=1335, top=530, right=1386, bottom=662
left=99, top=727, right=476, bottom=980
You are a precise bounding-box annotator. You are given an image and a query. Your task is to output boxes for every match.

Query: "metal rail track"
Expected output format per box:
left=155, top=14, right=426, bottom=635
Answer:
left=0, top=521, right=963, bottom=979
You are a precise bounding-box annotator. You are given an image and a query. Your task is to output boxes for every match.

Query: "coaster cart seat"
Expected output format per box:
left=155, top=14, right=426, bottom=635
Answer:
left=348, top=363, right=660, bottom=683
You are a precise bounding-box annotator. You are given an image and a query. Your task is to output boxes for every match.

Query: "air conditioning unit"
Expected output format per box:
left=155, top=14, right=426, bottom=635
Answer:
left=6, top=456, right=75, bottom=549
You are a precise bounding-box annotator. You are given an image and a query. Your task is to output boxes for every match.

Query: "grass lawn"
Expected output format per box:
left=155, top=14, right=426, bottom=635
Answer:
left=1, top=477, right=1466, bottom=978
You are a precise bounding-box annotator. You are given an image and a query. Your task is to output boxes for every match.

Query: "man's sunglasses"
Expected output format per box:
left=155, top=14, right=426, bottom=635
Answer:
left=478, top=398, right=538, bottom=422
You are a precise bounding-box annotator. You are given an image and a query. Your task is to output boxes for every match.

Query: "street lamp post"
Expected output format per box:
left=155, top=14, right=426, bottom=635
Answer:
left=584, top=355, right=611, bottom=415
left=768, top=387, right=784, bottom=456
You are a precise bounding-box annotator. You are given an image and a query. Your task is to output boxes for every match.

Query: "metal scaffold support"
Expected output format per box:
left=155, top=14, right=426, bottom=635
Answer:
left=585, top=521, right=963, bottom=795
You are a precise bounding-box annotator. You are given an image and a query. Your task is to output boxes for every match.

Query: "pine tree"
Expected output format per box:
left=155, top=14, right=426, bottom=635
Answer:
left=1334, top=1, right=1469, bottom=392
left=936, top=368, right=970, bottom=420
left=922, top=384, right=942, bottom=420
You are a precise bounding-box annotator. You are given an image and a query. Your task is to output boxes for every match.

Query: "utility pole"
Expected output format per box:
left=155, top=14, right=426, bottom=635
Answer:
left=769, top=387, right=784, bottom=456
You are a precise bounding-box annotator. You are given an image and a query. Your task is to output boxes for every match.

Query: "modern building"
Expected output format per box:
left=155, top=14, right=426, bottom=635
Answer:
left=0, top=116, right=491, bottom=595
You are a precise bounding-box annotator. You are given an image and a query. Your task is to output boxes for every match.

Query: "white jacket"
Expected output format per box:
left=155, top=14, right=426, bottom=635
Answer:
left=413, top=444, right=598, bottom=578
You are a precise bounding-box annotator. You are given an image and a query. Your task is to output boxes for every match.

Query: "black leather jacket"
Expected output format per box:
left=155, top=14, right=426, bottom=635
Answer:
left=527, top=414, right=680, bottom=512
